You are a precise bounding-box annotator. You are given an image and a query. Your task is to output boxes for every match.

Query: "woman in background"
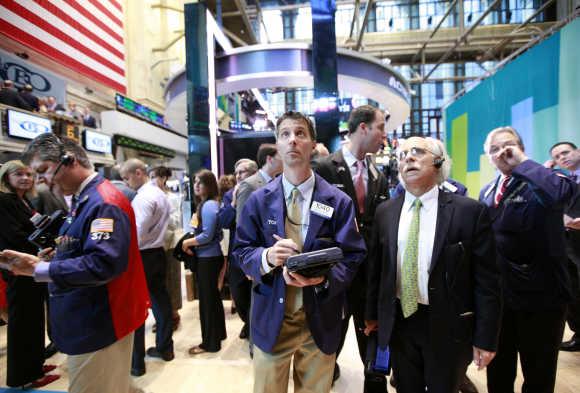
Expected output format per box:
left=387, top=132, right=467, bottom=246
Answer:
left=181, top=169, right=226, bottom=354
left=0, top=160, right=59, bottom=388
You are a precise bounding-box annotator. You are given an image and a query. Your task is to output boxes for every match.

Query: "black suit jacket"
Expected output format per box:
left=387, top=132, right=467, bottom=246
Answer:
left=19, top=91, right=39, bottom=111
left=565, top=180, right=580, bottom=268
left=314, top=149, right=389, bottom=243
left=366, top=191, right=502, bottom=353
left=0, top=88, right=32, bottom=111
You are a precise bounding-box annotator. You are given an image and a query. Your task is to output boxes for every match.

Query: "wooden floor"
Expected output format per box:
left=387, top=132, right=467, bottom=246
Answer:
left=0, top=295, right=579, bottom=393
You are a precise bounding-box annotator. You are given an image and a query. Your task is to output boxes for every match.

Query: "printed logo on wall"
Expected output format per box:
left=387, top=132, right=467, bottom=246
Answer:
left=0, top=48, right=66, bottom=103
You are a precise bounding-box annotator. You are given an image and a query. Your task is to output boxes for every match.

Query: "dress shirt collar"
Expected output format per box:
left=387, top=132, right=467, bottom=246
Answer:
left=259, top=169, right=272, bottom=183
left=136, top=180, right=155, bottom=194
left=342, top=145, right=365, bottom=169
left=282, top=171, right=315, bottom=203
left=403, top=185, right=439, bottom=213
left=75, top=172, right=98, bottom=198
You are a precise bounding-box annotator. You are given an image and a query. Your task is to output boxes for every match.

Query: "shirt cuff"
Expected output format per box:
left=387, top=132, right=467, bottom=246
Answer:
left=34, top=262, right=52, bottom=282
left=261, top=248, right=272, bottom=275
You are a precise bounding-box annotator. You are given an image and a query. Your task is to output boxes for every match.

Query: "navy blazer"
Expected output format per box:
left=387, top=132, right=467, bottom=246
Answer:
left=233, top=174, right=366, bottom=355
left=480, top=160, right=576, bottom=310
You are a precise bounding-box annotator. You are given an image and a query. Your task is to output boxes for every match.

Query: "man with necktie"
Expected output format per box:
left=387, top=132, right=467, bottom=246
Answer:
left=314, top=105, right=390, bottom=390
left=233, top=111, right=366, bottom=393
left=547, top=142, right=580, bottom=352
left=365, top=136, right=501, bottom=393
left=480, top=127, right=576, bottom=393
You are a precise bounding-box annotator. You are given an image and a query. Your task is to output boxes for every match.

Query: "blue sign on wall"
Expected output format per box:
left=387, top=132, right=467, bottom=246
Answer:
left=0, top=48, right=66, bottom=104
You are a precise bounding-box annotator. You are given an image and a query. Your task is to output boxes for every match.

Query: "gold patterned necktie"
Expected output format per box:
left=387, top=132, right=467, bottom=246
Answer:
left=286, top=188, right=303, bottom=249
left=401, top=198, right=422, bottom=318
left=285, top=187, right=303, bottom=313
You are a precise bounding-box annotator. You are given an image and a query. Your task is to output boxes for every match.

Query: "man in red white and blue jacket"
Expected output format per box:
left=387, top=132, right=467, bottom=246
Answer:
left=2, top=134, right=149, bottom=393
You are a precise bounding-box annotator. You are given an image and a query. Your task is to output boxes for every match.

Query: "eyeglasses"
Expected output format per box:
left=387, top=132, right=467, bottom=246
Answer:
left=397, top=147, right=436, bottom=161
left=235, top=169, right=249, bottom=176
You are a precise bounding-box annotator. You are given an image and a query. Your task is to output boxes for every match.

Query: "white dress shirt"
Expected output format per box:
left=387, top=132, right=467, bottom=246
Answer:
left=132, top=181, right=170, bottom=250
left=261, top=171, right=315, bottom=274
left=342, top=146, right=368, bottom=193
left=396, top=186, right=439, bottom=305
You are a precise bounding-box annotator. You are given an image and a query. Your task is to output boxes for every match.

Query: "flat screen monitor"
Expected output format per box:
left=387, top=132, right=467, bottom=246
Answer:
left=83, top=129, right=112, bottom=154
left=6, top=109, right=52, bottom=140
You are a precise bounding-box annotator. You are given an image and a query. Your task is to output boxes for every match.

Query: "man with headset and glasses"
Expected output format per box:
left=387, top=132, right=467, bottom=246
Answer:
left=0, top=134, right=149, bottom=393
left=365, top=136, right=501, bottom=393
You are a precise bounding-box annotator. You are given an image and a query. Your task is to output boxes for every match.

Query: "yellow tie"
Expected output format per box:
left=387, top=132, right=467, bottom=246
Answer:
left=285, top=187, right=303, bottom=313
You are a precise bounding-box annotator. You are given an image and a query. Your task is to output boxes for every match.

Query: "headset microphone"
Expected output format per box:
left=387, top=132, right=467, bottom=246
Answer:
left=433, top=157, right=445, bottom=168
left=53, top=154, right=74, bottom=177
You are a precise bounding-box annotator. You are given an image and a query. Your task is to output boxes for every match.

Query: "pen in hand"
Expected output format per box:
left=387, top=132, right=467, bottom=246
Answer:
left=272, top=234, right=301, bottom=254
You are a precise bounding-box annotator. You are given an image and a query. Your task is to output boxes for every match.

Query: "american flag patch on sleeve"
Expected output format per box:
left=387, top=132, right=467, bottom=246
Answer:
left=90, top=218, right=114, bottom=233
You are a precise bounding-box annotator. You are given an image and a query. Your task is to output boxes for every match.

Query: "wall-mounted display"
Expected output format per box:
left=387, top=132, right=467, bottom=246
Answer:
left=84, top=130, right=112, bottom=154
left=6, top=109, right=52, bottom=140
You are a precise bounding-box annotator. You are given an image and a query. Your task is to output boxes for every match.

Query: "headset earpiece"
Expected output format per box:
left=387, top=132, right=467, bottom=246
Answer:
left=60, top=154, right=74, bottom=166
left=433, top=157, right=445, bottom=168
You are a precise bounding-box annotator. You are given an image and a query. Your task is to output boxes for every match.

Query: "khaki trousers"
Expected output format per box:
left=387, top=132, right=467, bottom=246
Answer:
left=253, top=307, right=335, bottom=393
left=68, top=332, right=140, bottom=393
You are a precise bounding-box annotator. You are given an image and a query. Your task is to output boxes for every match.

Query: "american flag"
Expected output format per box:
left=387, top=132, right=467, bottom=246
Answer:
left=0, top=0, right=126, bottom=93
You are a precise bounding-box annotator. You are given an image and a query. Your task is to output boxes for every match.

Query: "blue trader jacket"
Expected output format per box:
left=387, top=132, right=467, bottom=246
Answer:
left=480, top=160, right=577, bottom=310
left=47, top=175, right=149, bottom=355
left=233, top=174, right=366, bottom=355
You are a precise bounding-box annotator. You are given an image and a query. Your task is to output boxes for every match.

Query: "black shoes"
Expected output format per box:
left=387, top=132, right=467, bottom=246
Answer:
left=560, top=336, right=580, bottom=352
left=239, top=324, right=249, bottom=339
left=459, top=376, right=479, bottom=393
left=146, top=347, right=175, bottom=361
left=131, top=367, right=146, bottom=377
left=44, top=342, right=58, bottom=359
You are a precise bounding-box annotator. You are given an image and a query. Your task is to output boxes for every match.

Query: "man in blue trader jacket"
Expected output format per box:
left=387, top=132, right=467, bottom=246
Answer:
left=233, top=111, right=366, bottom=393
left=480, top=126, right=576, bottom=393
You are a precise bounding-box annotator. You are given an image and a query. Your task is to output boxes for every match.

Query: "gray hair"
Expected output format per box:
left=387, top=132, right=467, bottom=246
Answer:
left=483, top=126, right=524, bottom=154
left=21, top=133, right=92, bottom=169
left=234, top=158, right=258, bottom=174
left=425, top=137, right=451, bottom=184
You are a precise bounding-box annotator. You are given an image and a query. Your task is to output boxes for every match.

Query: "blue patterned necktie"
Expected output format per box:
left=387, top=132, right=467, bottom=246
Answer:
left=401, top=198, right=422, bottom=318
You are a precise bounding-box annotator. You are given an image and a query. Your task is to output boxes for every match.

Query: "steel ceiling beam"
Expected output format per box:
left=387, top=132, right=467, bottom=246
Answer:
left=233, top=0, right=257, bottom=43
left=422, top=0, right=501, bottom=83
left=411, top=0, right=457, bottom=65
left=479, top=0, right=556, bottom=61
left=355, top=0, right=375, bottom=50
left=347, top=0, right=361, bottom=42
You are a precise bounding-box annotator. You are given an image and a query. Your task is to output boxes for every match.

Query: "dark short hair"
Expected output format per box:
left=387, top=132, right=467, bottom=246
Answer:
left=348, top=105, right=381, bottom=134
left=151, top=166, right=172, bottom=178
left=549, top=141, right=577, bottom=154
left=275, top=111, right=316, bottom=141
left=256, top=144, right=277, bottom=168
left=21, top=133, right=92, bottom=169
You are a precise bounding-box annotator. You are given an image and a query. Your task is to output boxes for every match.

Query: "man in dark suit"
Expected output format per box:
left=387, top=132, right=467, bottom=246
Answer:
left=480, top=127, right=576, bottom=393
left=365, top=136, right=502, bottom=393
left=547, top=142, right=580, bottom=352
left=233, top=111, right=366, bottom=393
left=233, top=147, right=281, bottom=340
left=0, top=80, right=32, bottom=111
left=314, top=104, right=390, bottom=391
left=217, top=158, right=257, bottom=339
left=18, top=84, right=39, bottom=112
left=82, top=107, right=97, bottom=128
